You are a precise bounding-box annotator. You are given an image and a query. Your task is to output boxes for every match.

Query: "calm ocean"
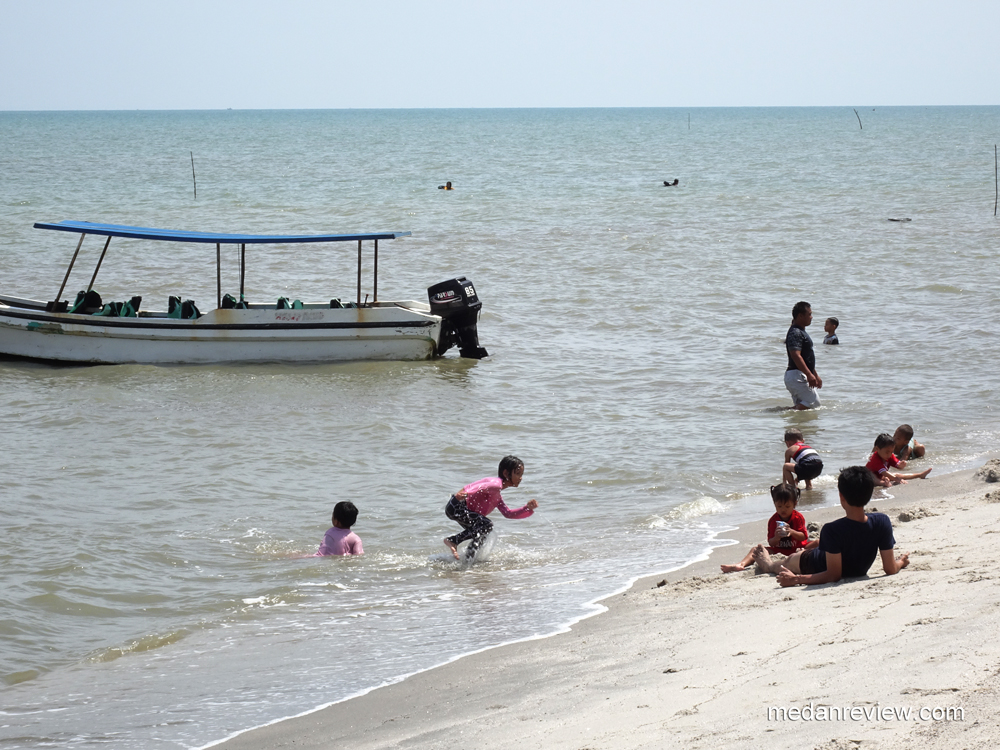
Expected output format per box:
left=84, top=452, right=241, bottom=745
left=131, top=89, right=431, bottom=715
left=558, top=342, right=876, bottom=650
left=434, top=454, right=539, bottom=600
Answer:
left=1, top=107, right=998, bottom=749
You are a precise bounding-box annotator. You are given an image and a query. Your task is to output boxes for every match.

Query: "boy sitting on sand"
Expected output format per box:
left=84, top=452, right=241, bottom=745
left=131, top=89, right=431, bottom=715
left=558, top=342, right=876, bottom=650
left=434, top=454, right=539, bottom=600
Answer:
left=866, top=433, right=932, bottom=487
left=893, top=424, right=926, bottom=461
left=753, top=465, right=909, bottom=586
left=721, top=483, right=810, bottom=573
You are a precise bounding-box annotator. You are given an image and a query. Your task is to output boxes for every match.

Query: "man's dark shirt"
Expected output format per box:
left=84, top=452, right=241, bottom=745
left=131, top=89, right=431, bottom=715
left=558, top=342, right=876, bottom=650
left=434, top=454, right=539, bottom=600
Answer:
left=786, top=324, right=815, bottom=372
left=819, top=513, right=896, bottom=578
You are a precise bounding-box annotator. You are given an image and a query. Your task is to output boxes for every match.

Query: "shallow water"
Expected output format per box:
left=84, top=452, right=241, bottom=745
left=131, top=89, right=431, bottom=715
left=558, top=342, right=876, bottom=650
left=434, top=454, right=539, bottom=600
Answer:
left=0, top=107, right=998, bottom=748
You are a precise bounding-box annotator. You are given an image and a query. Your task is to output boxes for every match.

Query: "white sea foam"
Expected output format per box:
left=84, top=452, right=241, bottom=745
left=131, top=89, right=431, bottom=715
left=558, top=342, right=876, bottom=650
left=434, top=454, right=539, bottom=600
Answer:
left=667, top=496, right=727, bottom=521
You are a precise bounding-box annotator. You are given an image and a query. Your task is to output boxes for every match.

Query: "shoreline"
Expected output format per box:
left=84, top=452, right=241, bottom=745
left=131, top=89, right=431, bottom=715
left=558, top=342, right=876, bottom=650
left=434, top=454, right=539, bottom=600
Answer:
left=206, top=460, right=1000, bottom=750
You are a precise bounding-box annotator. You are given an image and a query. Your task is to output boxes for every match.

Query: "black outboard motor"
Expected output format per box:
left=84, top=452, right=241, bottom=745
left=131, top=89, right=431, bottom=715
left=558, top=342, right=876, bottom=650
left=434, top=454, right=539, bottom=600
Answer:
left=427, top=277, right=489, bottom=359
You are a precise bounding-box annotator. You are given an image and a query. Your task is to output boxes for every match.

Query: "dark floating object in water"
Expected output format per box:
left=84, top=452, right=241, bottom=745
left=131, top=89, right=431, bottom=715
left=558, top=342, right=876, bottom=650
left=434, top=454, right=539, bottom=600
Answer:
left=887, top=218, right=912, bottom=222
left=663, top=179, right=679, bottom=186
left=438, top=181, right=453, bottom=190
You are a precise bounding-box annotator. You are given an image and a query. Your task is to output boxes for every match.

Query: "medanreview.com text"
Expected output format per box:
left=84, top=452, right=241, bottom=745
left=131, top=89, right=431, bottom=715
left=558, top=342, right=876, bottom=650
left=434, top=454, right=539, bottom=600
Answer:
left=767, top=703, right=964, bottom=722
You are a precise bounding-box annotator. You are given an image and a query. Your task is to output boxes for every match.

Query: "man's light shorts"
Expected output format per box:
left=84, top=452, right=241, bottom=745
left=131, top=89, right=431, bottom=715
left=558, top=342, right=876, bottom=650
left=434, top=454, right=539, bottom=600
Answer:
left=784, top=369, right=821, bottom=409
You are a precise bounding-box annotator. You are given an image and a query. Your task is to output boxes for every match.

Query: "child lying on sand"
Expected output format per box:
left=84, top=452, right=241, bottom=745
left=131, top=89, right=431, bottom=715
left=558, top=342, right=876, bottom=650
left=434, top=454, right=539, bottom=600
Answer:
left=893, top=424, right=926, bottom=461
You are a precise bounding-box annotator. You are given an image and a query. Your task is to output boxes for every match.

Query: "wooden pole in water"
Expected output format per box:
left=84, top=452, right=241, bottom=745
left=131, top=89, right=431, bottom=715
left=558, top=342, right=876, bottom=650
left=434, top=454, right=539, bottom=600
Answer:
left=853, top=109, right=863, bottom=130
left=190, top=152, right=197, bottom=199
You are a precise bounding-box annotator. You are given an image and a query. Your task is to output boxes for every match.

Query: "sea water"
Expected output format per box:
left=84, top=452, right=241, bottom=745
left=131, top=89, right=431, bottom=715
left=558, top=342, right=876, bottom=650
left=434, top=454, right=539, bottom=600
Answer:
left=0, top=107, right=998, bottom=749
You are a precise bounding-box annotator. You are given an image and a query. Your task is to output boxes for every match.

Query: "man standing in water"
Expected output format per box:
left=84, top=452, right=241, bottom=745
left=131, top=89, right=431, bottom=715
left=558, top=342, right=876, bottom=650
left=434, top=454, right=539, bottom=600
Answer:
left=785, top=301, right=822, bottom=410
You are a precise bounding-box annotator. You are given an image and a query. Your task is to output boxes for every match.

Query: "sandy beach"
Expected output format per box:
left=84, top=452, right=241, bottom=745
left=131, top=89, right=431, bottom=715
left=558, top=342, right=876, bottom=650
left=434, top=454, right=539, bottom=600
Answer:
left=208, top=461, right=1000, bottom=750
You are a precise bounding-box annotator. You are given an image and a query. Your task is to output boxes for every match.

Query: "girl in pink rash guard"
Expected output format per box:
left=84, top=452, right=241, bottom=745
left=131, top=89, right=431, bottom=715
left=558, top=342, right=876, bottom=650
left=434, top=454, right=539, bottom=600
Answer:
left=444, top=455, right=539, bottom=561
left=315, top=501, right=363, bottom=556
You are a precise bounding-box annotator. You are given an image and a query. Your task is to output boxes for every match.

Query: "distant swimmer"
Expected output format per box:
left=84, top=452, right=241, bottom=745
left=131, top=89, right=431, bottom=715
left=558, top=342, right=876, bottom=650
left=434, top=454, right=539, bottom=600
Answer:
left=663, top=179, right=679, bottom=186
left=438, top=181, right=454, bottom=190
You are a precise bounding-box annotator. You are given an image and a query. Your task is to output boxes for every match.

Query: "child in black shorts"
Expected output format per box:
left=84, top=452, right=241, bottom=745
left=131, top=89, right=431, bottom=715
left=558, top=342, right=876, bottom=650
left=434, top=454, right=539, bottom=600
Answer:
left=782, top=428, right=824, bottom=491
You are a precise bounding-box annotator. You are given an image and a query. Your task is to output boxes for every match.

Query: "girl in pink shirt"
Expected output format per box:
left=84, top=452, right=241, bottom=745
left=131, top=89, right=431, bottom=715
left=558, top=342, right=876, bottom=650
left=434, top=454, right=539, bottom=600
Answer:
left=444, top=456, right=538, bottom=561
left=316, top=501, right=363, bottom=556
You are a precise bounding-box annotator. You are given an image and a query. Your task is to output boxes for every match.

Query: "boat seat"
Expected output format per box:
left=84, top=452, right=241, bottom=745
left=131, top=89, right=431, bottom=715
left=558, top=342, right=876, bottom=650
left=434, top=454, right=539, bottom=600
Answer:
left=168, top=296, right=201, bottom=319
left=92, top=296, right=141, bottom=318
left=330, top=298, right=343, bottom=308
left=276, top=297, right=291, bottom=310
left=221, top=293, right=250, bottom=310
left=69, top=289, right=103, bottom=315
left=119, top=296, right=142, bottom=317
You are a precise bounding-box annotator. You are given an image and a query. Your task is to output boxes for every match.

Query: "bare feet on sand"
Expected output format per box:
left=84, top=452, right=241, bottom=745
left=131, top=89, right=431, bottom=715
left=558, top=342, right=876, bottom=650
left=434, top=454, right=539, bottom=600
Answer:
left=895, top=468, right=932, bottom=485
left=444, top=538, right=459, bottom=560
left=752, top=544, right=779, bottom=574
left=720, top=563, right=746, bottom=573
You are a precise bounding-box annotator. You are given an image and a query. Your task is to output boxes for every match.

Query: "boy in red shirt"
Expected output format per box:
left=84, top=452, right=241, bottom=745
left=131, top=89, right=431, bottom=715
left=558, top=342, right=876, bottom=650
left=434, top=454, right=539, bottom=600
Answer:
left=721, top=484, right=810, bottom=573
left=866, top=433, right=932, bottom=487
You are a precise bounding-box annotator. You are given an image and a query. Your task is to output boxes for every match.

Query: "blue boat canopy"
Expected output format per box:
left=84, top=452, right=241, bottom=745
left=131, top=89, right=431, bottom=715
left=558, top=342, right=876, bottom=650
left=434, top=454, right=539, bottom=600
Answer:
left=34, top=220, right=411, bottom=244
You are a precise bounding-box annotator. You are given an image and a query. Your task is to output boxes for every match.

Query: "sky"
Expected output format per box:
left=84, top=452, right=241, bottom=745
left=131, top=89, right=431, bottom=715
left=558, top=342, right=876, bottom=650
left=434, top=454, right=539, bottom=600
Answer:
left=1, top=0, right=998, bottom=110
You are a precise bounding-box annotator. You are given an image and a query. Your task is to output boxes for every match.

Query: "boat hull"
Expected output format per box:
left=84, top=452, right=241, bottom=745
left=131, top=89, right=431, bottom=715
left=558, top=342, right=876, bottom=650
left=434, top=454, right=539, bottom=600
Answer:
left=0, top=303, right=443, bottom=364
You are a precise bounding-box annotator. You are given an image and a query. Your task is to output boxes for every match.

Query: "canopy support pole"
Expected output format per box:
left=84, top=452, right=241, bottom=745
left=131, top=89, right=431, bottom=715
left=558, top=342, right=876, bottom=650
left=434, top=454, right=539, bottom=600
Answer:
left=216, top=243, right=221, bottom=309
left=357, top=239, right=362, bottom=306
left=373, top=239, right=378, bottom=303
left=87, top=236, right=112, bottom=292
left=55, top=233, right=87, bottom=303
left=240, top=243, right=246, bottom=299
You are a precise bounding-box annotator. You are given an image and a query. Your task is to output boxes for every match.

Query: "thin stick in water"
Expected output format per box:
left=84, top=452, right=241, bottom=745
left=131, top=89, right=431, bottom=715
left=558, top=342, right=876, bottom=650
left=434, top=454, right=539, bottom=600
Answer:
left=994, top=144, right=997, bottom=217
left=190, top=151, right=197, bottom=200
left=853, top=108, right=863, bottom=130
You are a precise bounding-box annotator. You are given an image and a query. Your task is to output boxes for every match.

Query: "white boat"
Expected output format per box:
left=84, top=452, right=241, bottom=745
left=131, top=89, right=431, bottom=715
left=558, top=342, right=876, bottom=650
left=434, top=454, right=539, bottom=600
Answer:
left=0, top=221, right=488, bottom=365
